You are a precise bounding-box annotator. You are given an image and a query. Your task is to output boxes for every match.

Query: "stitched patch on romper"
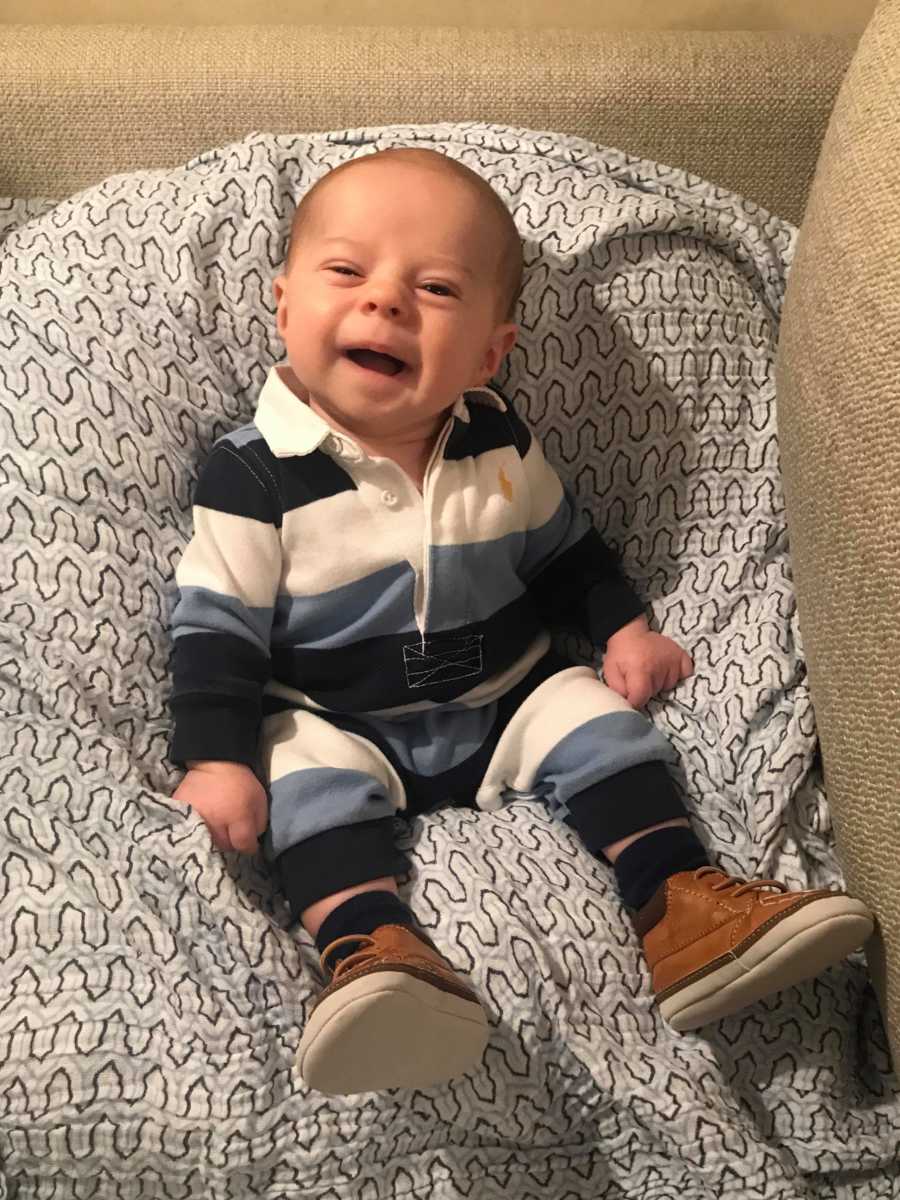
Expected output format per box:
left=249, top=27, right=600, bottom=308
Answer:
left=403, top=633, right=484, bottom=688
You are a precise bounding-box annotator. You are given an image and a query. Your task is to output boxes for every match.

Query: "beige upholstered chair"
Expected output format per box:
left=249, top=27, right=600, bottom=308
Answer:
left=3, top=2, right=896, bottom=1062
left=777, top=0, right=900, bottom=1067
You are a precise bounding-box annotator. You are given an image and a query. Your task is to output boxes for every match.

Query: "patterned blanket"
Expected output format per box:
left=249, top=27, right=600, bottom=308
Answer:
left=1, top=124, right=898, bottom=1199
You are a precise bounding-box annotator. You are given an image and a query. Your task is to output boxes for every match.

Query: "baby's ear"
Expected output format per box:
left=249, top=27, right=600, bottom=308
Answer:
left=272, top=275, right=290, bottom=337
left=480, top=323, right=518, bottom=380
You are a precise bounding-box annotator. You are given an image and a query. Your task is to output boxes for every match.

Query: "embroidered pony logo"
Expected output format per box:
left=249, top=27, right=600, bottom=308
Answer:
left=498, top=467, right=514, bottom=502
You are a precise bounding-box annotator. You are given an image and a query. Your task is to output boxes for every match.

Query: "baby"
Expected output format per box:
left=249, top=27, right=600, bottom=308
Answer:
left=168, top=147, right=874, bottom=1097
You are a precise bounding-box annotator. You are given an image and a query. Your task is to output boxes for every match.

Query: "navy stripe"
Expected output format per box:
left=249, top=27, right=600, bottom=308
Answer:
left=168, top=631, right=272, bottom=765
left=563, top=762, right=686, bottom=852
left=171, top=630, right=271, bottom=700
left=270, top=591, right=543, bottom=712
left=279, top=450, right=356, bottom=513
left=528, top=525, right=644, bottom=646
left=488, top=387, right=532, bottom=457
left=275, top=821, right=410, bottom=916
left=194, top=442, right=277, bottom=524
left=443, top=397, right=531, bottom=462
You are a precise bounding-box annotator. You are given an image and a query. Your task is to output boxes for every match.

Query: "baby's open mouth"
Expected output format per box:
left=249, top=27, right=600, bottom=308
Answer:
left=345, top=348, right=407, bottom=376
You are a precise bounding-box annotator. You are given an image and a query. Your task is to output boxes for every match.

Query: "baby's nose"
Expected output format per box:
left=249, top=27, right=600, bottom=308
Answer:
left=364, top=296, right=401, bottom=316
left=362, top=278, right=405, bottom=315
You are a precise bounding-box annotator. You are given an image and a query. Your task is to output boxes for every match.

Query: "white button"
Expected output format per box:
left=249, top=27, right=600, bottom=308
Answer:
left=381, top=490, right=399, bottom=507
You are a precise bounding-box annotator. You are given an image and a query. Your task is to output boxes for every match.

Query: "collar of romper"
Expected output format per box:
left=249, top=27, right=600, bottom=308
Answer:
left=255, top=363, right=505, bottom=459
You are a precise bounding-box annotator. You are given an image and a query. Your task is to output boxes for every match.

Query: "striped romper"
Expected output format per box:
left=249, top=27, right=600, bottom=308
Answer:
left=168, top=365, right=686, bottom=916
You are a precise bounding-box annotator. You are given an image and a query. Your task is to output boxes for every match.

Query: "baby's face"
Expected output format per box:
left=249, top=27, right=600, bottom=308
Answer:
left=272, top=161, right=517, bottom=446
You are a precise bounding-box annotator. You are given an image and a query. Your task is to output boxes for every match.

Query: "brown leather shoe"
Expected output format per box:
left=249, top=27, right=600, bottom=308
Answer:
left=294, top=924, right=490, bottom=1095
left=635, top=866, right=874, bottom=1031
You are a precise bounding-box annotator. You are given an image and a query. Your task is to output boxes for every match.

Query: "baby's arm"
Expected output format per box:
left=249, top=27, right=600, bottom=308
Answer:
left=507, top=396, right=691, bottom=706
left=168, top=442, right=281, bottom=852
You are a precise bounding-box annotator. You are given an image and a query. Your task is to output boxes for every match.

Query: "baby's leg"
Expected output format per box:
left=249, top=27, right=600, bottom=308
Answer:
left=259, top=706, right=490, bottom=1094
left=480, top=664, right=874, bottom=1031
left=290, top=841, right=490, bottom=1096
left=300, top=876, right=399, bottom=939
left=475, top=663, right=687, bottom=860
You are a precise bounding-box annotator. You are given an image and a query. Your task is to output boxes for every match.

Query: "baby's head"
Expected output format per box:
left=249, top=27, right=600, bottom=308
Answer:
left=273, top=148, right=522, bottom=447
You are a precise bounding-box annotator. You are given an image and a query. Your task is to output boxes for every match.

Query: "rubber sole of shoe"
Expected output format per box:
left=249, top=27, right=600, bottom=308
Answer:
left=295, top=969, right=491, bottom=1095
left=658, top=896, right=874, bottom=1032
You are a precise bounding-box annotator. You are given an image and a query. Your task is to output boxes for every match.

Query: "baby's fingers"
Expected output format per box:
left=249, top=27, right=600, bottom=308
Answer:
left=626, top=669, right=653, bottom=710
left=603, top=655, right=628, bottom=700
left=664, top=656, right=692, bottom=693
left=662, top=662, right=682, bottom=692
left=207, top=821, right=234, bottom=853
left=227, top=817, right=260, bottom=855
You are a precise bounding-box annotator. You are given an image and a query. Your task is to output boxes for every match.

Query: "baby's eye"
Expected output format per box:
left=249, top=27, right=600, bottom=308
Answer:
left=421, top=283, right=455, bottom=297
left=328, top=265, right=358, bottom=277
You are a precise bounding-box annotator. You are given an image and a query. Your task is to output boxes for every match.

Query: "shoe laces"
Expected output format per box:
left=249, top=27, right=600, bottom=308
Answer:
left=320, top=934, right=378, bottom=979
left=694, top=865, right=788, bottom=899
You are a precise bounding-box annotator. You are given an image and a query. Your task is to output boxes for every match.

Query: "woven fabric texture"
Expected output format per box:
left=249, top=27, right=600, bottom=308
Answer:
left=777, top=0, right=900, bottom=1065
left=3, top=23, right=854, bottom=222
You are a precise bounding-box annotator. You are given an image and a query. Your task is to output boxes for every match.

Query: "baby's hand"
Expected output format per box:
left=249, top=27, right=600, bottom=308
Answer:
left=173, top=761, right=268, bottom=854
left=602, top=616, right=693, bottom=709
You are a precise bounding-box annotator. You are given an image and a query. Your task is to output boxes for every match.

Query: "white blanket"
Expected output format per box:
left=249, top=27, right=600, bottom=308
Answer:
left=0, top=124, right=898, bottom=1199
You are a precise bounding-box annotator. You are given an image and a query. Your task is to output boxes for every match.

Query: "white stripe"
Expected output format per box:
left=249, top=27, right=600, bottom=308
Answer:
left=281, top=485, right=425, bottom=596
left=176, top=506, right=281, bottom=607
left=475, top=666, right=633, bottom=810
left=428, top=440, right=566, bottom=548
left=262, top=707, right=406, bottom=811
left=521, top=435, right=566, bottom=531
left=428, top=445, right=531, bottom=546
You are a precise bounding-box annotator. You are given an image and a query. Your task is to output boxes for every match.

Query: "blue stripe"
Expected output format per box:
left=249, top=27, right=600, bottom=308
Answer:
left=528, top=710, right=678, bottom=808
left=265, top=767, right=398, bottom=857
left=519, top=492, right=590, bottom=583
left=216, top=423, right=262, bottom=449
left=422, top=496, right=588, bottom=630
left=428, top=533, right=527, bottom=629
left=347, top=705, right=496, bottom=777
left=272, top=561, right=417, bottom=650
left=171, top=586, right=273, bottom=655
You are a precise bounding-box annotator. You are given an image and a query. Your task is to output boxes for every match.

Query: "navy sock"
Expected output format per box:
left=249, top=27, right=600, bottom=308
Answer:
left=612, top=825, right=710, bottom=910
left=315, top=890, right=416, bottom=966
